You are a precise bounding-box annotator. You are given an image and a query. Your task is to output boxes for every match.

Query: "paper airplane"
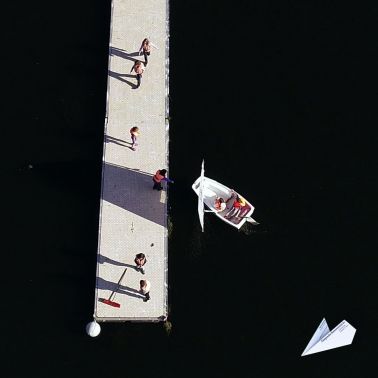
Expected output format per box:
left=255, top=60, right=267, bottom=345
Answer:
left=301, top=318, right=356, bottom=356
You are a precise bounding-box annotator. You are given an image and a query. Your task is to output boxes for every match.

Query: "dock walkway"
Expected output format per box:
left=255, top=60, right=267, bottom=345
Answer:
left=94, top=0, right=169, bottom=321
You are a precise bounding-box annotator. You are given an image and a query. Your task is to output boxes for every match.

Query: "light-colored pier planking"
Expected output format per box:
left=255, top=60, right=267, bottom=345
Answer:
left=94, top=0, right=169, bottom=322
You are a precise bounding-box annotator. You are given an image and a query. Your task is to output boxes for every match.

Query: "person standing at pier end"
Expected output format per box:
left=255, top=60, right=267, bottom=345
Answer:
left=139, top=38, right=151, bottom=66
left=130, top=60, right=145, bottom=88
left=134, top=253, right=147, bottom=274
left=152, top=169, right=174, bottom=191
left=140, top=280, right=151, bottom=302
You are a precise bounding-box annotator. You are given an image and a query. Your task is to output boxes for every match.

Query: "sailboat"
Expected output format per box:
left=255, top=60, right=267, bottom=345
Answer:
left=192, top=160, right=258, bottom=231
left=301, top=318, right=356, bottom=356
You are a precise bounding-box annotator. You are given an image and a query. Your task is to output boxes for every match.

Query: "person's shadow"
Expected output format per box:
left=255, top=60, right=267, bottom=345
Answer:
left=98, top=254, right=139, bottom=271
left=96, top=276, right=145, bottom=300
left=108, top=70, right=138, bottom=88
left=104, top=134, right=132, bottom=147
left=109, top=46, right=141, bottom=60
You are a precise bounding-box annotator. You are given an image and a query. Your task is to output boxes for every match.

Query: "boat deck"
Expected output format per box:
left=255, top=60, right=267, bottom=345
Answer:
left=94, top=0, right=169, bottom=322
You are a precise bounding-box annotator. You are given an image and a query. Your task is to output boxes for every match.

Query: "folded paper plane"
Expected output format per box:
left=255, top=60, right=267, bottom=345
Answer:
left=301, top=318, right=356, bottom=356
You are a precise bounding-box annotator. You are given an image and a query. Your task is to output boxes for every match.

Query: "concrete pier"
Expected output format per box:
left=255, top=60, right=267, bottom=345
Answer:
left=94, top=0, right=169, bottom=321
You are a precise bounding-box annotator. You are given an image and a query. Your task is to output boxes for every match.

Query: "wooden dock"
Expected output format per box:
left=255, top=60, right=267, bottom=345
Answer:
left=94, top=0, right=169, bottom=322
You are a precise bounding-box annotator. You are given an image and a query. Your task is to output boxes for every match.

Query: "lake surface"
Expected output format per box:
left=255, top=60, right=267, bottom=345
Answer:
left=3, top=1, right=377, bottom=377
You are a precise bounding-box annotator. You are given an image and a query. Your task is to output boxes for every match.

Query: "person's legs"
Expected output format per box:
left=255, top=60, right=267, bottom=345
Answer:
left=225, top=207, right=238, bottom=219
left=131, top=134, right=137, bottom=150
left=143, top=51, right=148, bottom=65
left=143, top=292, right=150, bottom=302
left=226, top=193, right=237, bottom=208
left=136, top=74, right=141, bottom=88
left=234, top=208, right=241, bottom=219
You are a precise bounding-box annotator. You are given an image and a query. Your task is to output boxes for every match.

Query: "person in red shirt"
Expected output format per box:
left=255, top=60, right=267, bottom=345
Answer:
left=224, top=191, right=246, bottom=219
left=152, top=169, right=174, bottom=191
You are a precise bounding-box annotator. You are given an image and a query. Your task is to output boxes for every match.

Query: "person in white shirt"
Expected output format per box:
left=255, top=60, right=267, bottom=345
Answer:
left=140, top=280, right=151, bottom=302
left=214, top=196, right=226, bottom=212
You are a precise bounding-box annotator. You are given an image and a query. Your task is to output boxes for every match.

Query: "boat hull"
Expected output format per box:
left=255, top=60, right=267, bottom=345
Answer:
left=192, top=176, right=255, bottom=229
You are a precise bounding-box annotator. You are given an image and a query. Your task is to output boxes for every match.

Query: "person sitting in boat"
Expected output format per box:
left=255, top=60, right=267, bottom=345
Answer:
left=224, top=191, right=247, bottom=219
left=214, top=196, right=226, bottom=212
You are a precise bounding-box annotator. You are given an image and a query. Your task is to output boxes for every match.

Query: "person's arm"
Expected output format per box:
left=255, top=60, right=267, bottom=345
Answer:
left=139, top=38, right=148, bottom=53
left=130, top=63, right=134, bottom=73
left=162, top=177, right=174, bottom=183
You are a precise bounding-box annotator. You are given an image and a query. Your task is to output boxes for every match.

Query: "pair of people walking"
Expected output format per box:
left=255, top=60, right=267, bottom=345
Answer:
left=134, top=253, right=150, bottom=302
left=130, top=38, right=152, bottom=89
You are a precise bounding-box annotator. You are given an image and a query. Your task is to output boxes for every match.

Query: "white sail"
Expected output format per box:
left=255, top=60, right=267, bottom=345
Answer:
left=198, top=159, right=205, bottom=232
left=302, top=319, right=356, bottom=356
left=302, top=318, right=330, bottom=355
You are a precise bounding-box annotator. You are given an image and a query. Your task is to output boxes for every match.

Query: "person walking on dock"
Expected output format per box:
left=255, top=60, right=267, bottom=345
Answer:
left=130, top=126, right=140, bottom=151
left=130, top=60, right=145, bottom=88
left=134, top=253, right=147, bottom=274
left=139, top=38, right=151, bottom=66
left=140, top=279, right=151, bottom=302
left=152, top=169, right=174, bottom=191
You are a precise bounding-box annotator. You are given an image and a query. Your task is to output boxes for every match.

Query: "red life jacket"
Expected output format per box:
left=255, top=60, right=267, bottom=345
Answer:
left=153, top=170, right=165, bottom=183
left=233, top=200, right=242, bottom=208
left=233, top=196, right=246, bottom=208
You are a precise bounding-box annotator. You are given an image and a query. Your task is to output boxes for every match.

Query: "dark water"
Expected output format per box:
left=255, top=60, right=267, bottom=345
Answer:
left=3, top=1, right=377, bottom=377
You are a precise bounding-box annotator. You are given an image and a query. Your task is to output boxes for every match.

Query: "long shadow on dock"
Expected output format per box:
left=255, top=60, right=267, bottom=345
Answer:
left=97, top=277, right=144, bottom=300
left=109, top=46, right=140, bottom=61
left=108, top=70, right=137, bottom=88
left=101, top=162, right=167, bottom=227
left=98, top=254, right=138, bottom=270
left=104, top=134, right=131, bottom=147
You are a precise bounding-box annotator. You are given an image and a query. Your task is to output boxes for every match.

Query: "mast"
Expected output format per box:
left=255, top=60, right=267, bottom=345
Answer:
left=198, top=159, right=205, bottom=232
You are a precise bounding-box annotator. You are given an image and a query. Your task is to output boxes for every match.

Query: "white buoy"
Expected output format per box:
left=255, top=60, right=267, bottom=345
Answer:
left=86, top=320, right=101, bottom=337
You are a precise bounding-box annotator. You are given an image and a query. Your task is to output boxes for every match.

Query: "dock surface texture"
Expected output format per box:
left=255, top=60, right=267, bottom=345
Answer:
left=94, top=0, right=169, bottom=321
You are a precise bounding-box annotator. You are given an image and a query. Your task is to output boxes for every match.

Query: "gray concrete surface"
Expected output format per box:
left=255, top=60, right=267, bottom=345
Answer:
left=94, top=0, right=169, bottom=321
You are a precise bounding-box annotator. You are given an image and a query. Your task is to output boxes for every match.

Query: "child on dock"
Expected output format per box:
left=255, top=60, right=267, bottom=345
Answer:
left=130, top=126, right=140, bottom=151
